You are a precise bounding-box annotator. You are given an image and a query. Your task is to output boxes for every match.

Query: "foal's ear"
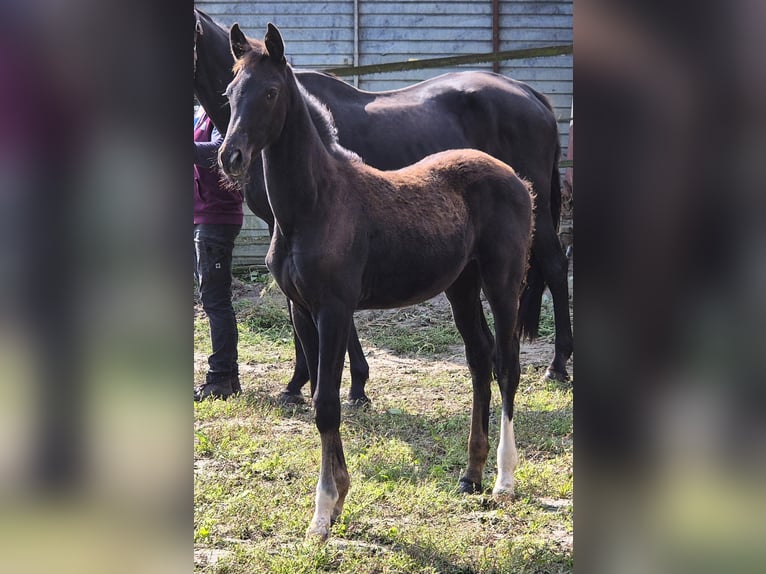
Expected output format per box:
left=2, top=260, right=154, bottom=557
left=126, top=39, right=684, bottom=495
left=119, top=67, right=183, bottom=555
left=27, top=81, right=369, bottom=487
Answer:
left=265, top=23, right=286, bottom=65
left=229, top=23, right=251, bottom=60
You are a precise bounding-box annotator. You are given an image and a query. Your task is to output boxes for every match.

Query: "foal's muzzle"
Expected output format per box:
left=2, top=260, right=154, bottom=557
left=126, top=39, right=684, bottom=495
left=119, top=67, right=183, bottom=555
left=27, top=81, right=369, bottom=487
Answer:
left=218, top=138, right=250, bottom=178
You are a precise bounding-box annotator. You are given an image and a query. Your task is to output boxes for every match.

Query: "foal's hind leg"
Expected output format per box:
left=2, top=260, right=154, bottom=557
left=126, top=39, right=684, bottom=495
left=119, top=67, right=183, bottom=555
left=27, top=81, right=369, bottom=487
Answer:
left=445, top=264, right=494, bottom=494
left=481, top=263, right=525, bottom=497
left=345, top=322, right=371, bottom=406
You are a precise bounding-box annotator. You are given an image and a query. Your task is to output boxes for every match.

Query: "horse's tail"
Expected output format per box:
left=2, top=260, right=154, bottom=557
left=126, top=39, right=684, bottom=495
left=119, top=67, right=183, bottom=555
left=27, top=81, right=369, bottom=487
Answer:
left=550, top=137, right=562, bottom=234
left=526, top=85, right=562, bottom=234
left=518, top=121, right=562, bottom=341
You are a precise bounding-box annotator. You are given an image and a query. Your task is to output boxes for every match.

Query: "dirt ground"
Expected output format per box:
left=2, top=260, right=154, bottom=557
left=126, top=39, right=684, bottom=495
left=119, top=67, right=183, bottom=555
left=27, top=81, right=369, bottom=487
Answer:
left=195, top=278, right=565, bottom=384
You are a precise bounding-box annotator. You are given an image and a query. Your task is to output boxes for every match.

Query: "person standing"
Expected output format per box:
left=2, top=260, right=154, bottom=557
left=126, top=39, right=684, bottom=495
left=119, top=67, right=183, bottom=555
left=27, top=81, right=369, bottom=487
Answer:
left=194, top=109, right=243, bottom=401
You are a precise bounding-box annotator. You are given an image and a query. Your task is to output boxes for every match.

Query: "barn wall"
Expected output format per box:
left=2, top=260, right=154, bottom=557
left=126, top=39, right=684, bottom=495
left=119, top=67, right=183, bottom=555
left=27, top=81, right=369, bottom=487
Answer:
left=198, top=1, right=356, bottom=68
left=356, top=0, right=494, bottom=87
left=196, top=0, right=572, bottom=267
left=498, top=1, right=572, bottom=133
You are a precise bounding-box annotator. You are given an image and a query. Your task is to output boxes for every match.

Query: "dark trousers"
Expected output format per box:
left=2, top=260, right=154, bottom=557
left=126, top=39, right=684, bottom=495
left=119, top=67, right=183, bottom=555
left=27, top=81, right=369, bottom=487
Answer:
left=194, top=223, right=241, bottom=381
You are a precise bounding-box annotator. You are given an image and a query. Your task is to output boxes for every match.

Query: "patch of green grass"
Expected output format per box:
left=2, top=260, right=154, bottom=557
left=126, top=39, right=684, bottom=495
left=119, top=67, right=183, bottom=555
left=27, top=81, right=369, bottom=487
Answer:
left=195, top=284, right=572, bottom=572
left=537, top=295, right=556, bottom=342
left=232, top=266, right=272, bottom=285
left=235, top=298, right=295, bottom=364
left=356, top=302, right=462, bottom=356
left=195, top=366, right=572, bottom=572
left=195, top=293, right=295, bottom=373
left=236, top=298, right=290, bottom=334
left=361, top=321, right=462, bottom=356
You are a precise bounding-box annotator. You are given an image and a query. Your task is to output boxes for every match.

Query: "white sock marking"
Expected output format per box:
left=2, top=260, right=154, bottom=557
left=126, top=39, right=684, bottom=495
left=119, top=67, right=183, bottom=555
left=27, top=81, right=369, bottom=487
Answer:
left=493, top=414, right=518, bottom=495
left=307, top=477, right=338, bottom=538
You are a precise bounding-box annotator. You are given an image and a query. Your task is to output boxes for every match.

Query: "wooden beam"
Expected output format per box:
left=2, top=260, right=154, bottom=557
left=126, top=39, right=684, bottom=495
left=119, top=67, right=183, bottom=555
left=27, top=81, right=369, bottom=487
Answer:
left=323, top=44, right=573, bottom=77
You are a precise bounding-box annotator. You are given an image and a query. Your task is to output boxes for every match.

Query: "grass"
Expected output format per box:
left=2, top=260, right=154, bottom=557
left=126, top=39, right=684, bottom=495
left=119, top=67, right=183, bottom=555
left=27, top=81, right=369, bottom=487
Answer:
left=537, top=295, right=557, bottom=343
left=194, top=274, right=572, bottom=573
left=355, top=301, right=463, bottom=356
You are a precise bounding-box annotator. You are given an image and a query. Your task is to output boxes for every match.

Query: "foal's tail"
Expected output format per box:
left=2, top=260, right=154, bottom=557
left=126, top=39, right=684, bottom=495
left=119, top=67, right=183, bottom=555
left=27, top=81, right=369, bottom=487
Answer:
left=517, top=135, right=562, bottom=341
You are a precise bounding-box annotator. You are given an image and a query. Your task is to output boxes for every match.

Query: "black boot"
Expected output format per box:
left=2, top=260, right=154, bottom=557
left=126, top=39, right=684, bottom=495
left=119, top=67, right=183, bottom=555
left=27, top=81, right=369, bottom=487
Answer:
left=194, top=372, right=240, bottom=402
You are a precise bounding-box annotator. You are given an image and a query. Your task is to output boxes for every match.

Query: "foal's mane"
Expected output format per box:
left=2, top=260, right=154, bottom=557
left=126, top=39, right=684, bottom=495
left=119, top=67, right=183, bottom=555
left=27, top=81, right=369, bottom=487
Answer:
left=296, top=80, right=362, bottom=163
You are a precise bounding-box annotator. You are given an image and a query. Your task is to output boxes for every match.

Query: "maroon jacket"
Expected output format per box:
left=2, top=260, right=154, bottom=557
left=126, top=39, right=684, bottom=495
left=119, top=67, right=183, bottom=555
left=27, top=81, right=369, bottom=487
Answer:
left=194, top=114, right=243, bottom=225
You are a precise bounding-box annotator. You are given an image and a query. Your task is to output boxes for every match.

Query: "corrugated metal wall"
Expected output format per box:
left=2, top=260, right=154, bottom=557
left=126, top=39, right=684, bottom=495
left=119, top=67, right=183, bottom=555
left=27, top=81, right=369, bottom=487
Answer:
left=198, top=1, right=356, bottom=68
left=498, top=1, right=572, bottom=126
left=196, top=0, right=572, bottom=267
left=357, top=1, right=494, bottom=86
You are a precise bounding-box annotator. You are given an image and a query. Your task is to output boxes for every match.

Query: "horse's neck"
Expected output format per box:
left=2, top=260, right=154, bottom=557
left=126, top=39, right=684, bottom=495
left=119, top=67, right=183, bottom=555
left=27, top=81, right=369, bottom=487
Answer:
left=194, top=26, right=234, bottom=132
left=296, top=71, right=372, bottom=111
left=194, top=66, right=230, bottom=132
left=262, top=84, right=335, bottom=229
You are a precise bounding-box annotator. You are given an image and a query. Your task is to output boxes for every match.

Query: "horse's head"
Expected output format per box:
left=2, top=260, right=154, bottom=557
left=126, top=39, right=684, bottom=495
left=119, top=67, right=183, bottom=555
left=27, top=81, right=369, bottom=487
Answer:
left=218, top=23, right=288, bottom=179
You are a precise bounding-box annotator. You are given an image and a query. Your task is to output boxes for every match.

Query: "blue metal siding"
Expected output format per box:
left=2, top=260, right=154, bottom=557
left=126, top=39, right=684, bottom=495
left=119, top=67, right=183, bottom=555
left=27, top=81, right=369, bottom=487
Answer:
left=358, top=1, right=493, bottom=89
left=199, top=1, right=356, bottom=68
left=499, top=1, right=573, bottom=139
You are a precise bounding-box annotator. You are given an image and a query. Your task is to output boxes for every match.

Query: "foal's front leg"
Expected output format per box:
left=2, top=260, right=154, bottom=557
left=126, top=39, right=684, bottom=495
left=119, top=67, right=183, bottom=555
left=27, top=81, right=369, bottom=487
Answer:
left=305, top=304, right=353, bottom=541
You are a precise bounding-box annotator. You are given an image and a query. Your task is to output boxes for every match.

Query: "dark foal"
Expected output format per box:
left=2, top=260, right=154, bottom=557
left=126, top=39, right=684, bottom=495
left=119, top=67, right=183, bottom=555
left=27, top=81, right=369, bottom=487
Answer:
left=219, top=24, right=534, bottom=540
left=194, top=9, right=572, bottom=405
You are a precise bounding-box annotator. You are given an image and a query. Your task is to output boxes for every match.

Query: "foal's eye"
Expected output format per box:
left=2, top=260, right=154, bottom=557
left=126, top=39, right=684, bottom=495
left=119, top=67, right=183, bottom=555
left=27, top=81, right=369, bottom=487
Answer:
left=266, top=89, right=278, bottom=101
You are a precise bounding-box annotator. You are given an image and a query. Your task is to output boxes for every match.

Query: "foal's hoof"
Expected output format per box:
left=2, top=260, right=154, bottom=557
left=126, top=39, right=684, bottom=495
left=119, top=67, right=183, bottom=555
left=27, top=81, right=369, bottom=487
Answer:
left=344, top=395, right=371, bottom=409
left=458, top=478, right=482, bottom=494
left=278, top=391, right=306, bottom=405
left=305, top=523, right=330, bottom=542
left=492, top=480, right=516, bottom=500
left=544, top=367, right=570, bottom=383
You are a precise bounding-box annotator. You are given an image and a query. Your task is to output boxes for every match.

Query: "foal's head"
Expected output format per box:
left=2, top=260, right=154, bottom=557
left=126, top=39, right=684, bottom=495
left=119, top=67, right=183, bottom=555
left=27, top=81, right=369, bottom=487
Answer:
left=218, top=23, right=289, bottom=179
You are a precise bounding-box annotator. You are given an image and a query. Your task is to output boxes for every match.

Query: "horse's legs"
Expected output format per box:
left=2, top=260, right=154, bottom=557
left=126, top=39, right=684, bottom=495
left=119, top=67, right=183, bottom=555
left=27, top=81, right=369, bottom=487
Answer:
left=305, top=303, right=353, bottom=540
left=281, top=305, right=369, bottom=406
left=445, top=264, right=494, bottom=494
left=281, top=295, right=310, bottom=403
left=346, top=321, right=371, bottom=405
left=290, top=303, right=318, bottom=397
left=533, top=217, right=573, bottom=381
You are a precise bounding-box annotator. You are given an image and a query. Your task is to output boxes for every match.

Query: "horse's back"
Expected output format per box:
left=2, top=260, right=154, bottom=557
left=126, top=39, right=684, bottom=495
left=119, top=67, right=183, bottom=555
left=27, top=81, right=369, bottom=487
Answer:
left=297, top=70, right=557, bottom=173
left=436, top=73, right=559, bottom=168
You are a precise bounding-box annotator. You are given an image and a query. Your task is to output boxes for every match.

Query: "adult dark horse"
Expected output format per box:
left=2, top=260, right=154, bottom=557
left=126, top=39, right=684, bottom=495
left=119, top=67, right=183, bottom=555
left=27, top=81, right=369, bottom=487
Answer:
left=219, top=23, right=534, bottom=541
left=194, top=8, right=572, bottom=389
left=194, top=8, right=371, bottom=404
